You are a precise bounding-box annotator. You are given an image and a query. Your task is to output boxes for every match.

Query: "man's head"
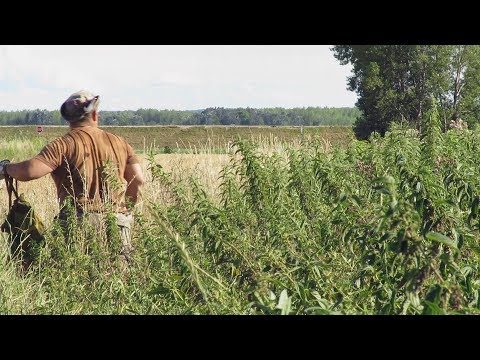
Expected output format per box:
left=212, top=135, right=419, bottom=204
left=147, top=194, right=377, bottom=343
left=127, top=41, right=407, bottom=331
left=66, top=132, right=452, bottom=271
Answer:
left=60, top=90, right=100, bottom=123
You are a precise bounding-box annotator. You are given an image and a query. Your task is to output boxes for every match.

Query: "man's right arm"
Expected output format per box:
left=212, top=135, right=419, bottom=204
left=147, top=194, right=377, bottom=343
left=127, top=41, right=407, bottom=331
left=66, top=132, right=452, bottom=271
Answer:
left=3, top=158, right=54, bottom=181
left=124, top=163, right=144, bottom=208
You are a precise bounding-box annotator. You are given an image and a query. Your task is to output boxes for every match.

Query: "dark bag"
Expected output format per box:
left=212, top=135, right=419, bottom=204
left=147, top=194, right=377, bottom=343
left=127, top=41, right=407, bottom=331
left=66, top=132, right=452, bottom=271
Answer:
left=1, top=175, right=45, bottom=264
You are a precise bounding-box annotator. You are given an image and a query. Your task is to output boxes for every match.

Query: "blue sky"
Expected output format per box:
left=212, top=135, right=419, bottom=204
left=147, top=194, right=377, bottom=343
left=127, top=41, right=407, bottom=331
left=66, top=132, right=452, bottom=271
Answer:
left=0, top=45, right=357, bottom=111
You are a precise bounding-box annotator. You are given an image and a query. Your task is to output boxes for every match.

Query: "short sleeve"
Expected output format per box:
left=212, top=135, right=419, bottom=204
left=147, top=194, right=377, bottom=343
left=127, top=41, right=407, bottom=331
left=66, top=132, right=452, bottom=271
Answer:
left=34, top=138, right=66, bottom=170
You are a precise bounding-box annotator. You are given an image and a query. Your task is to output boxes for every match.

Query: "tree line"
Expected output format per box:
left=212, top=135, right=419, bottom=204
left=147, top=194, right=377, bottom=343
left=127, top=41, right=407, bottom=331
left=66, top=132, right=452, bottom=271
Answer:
left=332, top=45, right=480, bottom=139
left=0, top=107, right=360, bottom=126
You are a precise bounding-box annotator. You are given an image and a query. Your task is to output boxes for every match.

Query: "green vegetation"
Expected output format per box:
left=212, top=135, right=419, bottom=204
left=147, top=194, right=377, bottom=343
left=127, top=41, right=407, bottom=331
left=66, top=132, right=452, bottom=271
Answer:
left=0, top=136, right=48, bottom=160
left=2, top=114, right=480, bottom=314
left=0, top=125, right=354, bottom=155
left=0, top=107, right=360, bottom=126
left=333, top=45, right=480, bottom=139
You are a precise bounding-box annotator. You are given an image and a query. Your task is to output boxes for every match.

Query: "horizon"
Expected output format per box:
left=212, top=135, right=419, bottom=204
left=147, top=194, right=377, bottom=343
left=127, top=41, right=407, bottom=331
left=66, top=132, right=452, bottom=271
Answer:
left=0, top=104, right=358, bottom=113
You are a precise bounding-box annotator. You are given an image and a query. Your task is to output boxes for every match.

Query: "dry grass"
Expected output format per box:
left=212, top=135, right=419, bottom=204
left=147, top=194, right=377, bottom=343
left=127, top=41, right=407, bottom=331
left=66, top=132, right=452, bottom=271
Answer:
left=139, top=153, right=231, bottom=213
left=0, top=125, right=353, bottom=151
left=0, top=176, right=57, bottom=226
left=0, top=130, right=339, bottom=227
left=0, top=153, right=231, bottom=225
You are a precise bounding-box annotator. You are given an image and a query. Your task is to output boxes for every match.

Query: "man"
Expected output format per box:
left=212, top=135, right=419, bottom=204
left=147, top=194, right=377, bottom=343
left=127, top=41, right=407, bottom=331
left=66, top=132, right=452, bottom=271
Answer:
left=0, top=90, right=144, bottom=265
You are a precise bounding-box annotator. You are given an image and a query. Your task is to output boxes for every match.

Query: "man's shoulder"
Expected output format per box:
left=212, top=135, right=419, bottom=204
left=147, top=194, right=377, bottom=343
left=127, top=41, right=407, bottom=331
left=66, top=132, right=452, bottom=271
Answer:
left=71, top=126, right=117, bottom=139
left=102, top=130, right=128, bottom=144
left=70, top=126, right=132, bottom=148
left=101, top=128, right=129, bottom=144
left=46, top=131, right=74, bottom=147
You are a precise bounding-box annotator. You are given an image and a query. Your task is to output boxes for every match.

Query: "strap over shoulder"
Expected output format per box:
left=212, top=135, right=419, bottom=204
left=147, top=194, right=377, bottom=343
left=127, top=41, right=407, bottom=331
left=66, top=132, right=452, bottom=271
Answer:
left=4, top=174, right=19, bottom=208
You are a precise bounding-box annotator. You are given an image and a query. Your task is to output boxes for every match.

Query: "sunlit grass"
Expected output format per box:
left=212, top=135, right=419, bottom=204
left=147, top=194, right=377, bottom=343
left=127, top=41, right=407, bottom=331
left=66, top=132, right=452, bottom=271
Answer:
left=2, top=124, right=479, bottom=314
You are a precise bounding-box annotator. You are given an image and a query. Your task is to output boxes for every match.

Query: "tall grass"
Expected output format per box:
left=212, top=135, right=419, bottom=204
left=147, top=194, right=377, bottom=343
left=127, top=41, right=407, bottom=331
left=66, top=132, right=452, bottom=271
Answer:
left=2, top=124, right=480, bottom=314
left=0, top=136, right=48, bottom=161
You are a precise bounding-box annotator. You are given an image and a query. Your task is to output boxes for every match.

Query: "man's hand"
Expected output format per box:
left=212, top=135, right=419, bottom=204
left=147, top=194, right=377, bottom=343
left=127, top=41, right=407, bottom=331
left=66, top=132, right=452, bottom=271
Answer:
left=0, top=159, right=10, bottom=180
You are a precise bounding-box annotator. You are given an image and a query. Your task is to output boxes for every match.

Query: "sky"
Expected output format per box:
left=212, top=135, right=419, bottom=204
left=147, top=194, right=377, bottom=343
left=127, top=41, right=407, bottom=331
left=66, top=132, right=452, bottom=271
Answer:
left=0, top=45, right=357, bottom=111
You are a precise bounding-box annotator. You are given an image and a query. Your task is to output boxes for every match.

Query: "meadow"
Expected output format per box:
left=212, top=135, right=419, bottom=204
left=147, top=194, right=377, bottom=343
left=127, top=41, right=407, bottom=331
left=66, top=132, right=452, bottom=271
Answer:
left=0, top=125, right=353, bottom=154
left=1, top=122, right=480, bottom=315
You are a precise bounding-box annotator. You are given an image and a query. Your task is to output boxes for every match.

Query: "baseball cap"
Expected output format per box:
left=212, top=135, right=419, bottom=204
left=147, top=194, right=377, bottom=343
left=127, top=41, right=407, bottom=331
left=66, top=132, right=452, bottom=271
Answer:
left=60, top=90, right=100, bottom=122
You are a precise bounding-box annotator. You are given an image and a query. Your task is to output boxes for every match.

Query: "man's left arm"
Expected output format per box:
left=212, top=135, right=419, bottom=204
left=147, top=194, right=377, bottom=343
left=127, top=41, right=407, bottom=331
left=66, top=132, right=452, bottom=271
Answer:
left=3, top=158, right=54, bottom=181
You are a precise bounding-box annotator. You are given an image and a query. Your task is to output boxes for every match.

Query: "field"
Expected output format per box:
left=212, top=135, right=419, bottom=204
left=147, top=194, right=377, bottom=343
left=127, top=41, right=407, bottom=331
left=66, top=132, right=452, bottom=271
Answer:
left=0, top=125, right=353, bottom=154
left=1, top=123, right=480, bottom=314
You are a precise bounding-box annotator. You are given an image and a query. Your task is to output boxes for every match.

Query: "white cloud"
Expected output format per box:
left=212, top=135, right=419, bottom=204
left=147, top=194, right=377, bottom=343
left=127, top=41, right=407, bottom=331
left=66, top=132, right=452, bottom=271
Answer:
left=0, top=45, right=356, bottom=111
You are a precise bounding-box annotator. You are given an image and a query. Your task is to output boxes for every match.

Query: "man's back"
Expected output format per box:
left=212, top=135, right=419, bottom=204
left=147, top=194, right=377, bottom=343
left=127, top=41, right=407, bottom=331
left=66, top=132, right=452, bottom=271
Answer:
left=34, top=126, right=139, bottom=213
left=0, top=90, right=144, bottom=268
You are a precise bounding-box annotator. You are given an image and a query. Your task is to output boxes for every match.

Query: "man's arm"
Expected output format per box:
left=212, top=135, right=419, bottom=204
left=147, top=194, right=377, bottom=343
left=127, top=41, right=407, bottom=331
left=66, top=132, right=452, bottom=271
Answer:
left=124, top=163, right=144, bottom=207
left=5, top=158, right=54, bottom=181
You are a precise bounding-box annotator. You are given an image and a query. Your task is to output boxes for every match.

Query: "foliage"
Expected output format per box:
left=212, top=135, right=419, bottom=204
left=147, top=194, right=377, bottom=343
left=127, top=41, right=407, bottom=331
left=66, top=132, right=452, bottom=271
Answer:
left=332, top=45, right=480, bottom=139
left=0, top=107, right=360, bottom=127
left=2, top=124, right=480, bottom=314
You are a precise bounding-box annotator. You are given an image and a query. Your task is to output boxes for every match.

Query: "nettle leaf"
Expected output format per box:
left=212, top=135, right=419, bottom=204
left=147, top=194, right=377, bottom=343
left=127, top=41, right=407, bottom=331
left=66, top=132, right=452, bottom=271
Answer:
left=426, top=232, right=459, bottom=252
left=389, top=199, right=398, bottom=212
left=423, top=300, right=445, bottom=315
left=276, top=289, right=292, bottom=315
left=351, top=194, right=362, bottom=207
left=470, top=197, right=480, bottom=216
left=468, top=243, right=480, bottom=257
left=376, top=187, right=391, bottom=195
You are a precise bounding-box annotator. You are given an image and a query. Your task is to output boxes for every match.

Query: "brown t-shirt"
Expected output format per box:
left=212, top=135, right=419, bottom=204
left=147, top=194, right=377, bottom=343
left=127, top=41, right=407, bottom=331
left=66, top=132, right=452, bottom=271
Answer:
left=34, top=126, right=139, bottom=213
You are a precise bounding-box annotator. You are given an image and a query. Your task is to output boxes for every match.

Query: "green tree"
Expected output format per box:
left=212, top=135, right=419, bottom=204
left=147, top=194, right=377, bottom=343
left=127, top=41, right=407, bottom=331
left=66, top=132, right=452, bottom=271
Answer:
left=447, top=45, right=480, bottom=127
left=332, top=45, right=480, bottom=139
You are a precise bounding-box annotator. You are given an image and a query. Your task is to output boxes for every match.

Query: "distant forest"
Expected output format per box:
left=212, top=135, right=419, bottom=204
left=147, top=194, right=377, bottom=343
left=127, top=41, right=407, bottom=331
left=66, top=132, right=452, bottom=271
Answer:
left=0, top=107, right=360, bottom=126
